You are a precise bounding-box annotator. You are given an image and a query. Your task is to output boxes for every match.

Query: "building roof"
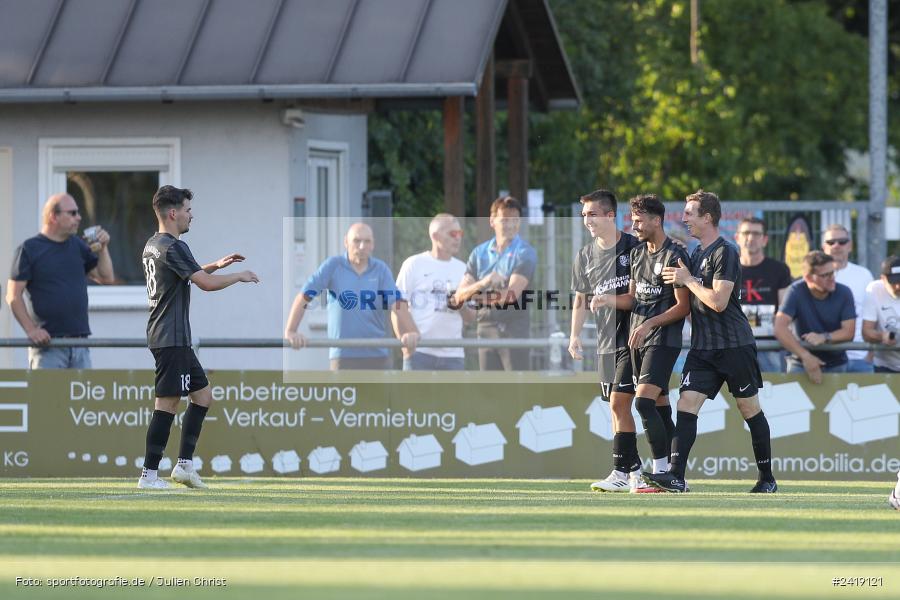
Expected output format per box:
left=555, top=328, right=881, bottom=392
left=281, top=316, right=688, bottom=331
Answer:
left=0, top=0, right=578, bottom=108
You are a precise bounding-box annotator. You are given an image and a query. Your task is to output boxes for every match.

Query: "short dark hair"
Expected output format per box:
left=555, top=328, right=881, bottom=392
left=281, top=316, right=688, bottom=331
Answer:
left=579, top=189, right=617, bottom=215
left=629, top=193, right=665, bottom=220
left=152, top=185, right=193, bottom=215
left=803, top=250, right=834, bottom=275
left=739, top=216, right=767, bottom=235
left=686, top=189, right=721, bottom=226
left=489, top=195, right=522, bottom=217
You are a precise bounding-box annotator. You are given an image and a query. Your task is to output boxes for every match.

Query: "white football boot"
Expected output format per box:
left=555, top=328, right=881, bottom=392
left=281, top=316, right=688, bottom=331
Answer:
left=590, top=470, right=631, bottom=492
left=171, top=463, right=208, bottom=489
left=137, top=476, right=170, bottom=490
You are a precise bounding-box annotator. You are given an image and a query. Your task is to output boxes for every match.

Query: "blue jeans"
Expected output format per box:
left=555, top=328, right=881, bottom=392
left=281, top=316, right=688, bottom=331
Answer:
left=403, top=352, right=465, bottom=371
left=846, top=359, right=874, bottom=373
left=28, top=346, right=91, bottom=369
left=786, top=361, right=847, bottom=375
left=756, top=350, right=785, bottom=373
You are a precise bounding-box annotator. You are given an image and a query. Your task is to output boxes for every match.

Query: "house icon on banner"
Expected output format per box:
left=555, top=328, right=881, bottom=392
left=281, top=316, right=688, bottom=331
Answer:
left=307, top=446, right=341, bottom=474
left=585, top=396, right=644, bottom=440
left=516, top=405, right=576, bottom=453
left=350, top=440, right=388, bottom=473
left=239, top=452, right=265, bottom=474
left=271, top=449, right=301, bottom=474
left=825, top=383, right=900, bottom=445
left=746, top=381, right=814, bottom=439
left=453, top=422, right=507, bottom=466
left=397, top=434, right=443, bottom=472
left=669, top=388, right=730, bottom=435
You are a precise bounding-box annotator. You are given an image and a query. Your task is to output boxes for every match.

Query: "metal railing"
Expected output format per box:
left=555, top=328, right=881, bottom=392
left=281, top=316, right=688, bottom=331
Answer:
left=0, top=337, right=891, bottom=351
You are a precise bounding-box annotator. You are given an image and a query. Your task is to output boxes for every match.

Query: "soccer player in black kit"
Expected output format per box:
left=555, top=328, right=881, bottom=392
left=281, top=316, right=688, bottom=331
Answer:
left=644, top=190, right=777, bottom=493
left=626, top=195, right=691, bottom=480
left=568, top=190, right=644, bottom=492
left=137, top=186, right=259, bottom=490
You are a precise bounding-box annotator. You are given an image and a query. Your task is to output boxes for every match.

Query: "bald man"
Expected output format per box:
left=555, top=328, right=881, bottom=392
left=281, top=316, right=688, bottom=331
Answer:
left=6, top=193, right=114, bottom=368
left=394, top=214, right=474, bottom=370
left=285, top=222, right=419, bottom=370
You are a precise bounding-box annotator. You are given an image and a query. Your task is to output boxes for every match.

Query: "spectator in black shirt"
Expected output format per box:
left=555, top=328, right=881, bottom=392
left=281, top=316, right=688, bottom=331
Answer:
left=735, top=217, right=792, bottom=372
left=644, top=189, right=776, bottom=494
left=6, top=193, right=114, bottom=369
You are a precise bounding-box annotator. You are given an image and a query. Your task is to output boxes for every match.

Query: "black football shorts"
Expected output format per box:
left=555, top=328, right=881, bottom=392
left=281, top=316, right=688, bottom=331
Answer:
left=679, top=345, right=762, bottom=399
left=597, top=347, right=635, bottom=401
left=631, top=345, right=680, bottom=391
left=151, top=347, right=209, bottom=398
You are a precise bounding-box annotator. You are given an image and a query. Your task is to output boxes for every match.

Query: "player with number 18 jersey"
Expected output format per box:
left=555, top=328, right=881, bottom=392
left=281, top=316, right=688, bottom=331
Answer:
left=143, top=232, right=208, bottom=396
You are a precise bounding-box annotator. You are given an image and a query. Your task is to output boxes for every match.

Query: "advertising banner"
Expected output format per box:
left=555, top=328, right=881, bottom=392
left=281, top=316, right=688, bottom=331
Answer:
left=0, top=370, right=898, bottom=480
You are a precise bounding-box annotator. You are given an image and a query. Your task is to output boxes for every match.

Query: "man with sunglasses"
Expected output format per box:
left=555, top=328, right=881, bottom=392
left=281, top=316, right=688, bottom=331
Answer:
left=774, top=251, right=856, bottom=383
left=821, top=224, right=874, bottom=373
left=394, top=214, right=473, bottom=370
left=6, top=193, right=115, bottom=368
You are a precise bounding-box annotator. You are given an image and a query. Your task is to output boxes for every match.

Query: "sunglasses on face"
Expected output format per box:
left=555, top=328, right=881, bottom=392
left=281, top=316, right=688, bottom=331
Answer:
left=57, top=209, right=80, bottom=216
left=824, top=238, right=850, bottom=246
left=813, top=270, right=836, bottom=279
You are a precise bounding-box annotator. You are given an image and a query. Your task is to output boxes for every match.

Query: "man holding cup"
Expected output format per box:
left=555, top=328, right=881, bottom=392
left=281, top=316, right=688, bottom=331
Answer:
left=6, top=193, right=115, bottom=368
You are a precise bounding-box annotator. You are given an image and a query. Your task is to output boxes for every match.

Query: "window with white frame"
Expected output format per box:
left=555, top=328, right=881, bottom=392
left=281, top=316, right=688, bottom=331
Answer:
left=39, top=138, right=180, bottom=309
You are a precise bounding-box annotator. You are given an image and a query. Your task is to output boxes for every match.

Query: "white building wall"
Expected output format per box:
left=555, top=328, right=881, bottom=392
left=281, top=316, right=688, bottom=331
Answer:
left=0, top=102, right=367, bottom=370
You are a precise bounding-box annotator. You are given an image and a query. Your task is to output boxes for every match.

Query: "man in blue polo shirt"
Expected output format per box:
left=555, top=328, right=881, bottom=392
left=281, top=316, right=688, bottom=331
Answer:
left=453, top=196, right=537, bottom=370
left=284, top=222, right=419, bottom=370
left=774, top=251, right=856, bottom=384
left=7, top=193, right=115, bottom=369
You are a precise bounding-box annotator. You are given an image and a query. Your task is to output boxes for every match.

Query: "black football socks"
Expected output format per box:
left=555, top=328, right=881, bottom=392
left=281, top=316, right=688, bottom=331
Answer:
left=178, top=402, right=209, bottom=461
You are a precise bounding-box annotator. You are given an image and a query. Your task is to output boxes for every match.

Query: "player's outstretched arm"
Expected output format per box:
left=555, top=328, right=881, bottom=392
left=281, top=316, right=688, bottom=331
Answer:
left=201, top=253, right=245, bottom=274
left=190, top=269, right=258, bottom=292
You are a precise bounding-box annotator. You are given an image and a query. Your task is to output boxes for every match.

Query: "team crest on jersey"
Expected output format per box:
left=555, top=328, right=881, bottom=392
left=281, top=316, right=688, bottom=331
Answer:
left=653, top=262, right=663, bottom=275
left=619, top=255, right=629, bottom=267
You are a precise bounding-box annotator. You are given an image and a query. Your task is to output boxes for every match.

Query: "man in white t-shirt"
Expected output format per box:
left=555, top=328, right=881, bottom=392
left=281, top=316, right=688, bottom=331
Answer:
left=862, top=255, right=900, bottom=373
left=822, top=224, right=874, bottom=372
left=394, top=214, right=473, bottom=370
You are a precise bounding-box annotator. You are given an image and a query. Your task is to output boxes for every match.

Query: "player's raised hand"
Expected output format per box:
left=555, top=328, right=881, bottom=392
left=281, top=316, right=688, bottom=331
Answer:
left=238, top=270, right=259, bottom=283
left=662, top=258, right=690, bottom=286
left=215, top=253, right=246, bottom=269
left=568, top=336, right=583, bottom=360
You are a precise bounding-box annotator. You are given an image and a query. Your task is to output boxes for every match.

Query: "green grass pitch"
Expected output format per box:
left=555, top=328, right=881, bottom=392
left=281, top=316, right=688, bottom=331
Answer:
left=1, top=478, right=897, bottom=599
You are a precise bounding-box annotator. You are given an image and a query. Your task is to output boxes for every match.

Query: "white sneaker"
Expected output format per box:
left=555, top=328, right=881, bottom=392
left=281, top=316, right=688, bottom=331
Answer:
left=590, top=470, right=631, bottom=492
left=137, top=477, right=170, bottom=490
left=890, top=488, right=900, bottom=511
left=171, top=464, right=208, bottom=489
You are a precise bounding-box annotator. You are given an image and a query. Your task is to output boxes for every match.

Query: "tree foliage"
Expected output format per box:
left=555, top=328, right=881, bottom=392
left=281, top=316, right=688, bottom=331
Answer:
left=369, top=0, right=880, bottom=215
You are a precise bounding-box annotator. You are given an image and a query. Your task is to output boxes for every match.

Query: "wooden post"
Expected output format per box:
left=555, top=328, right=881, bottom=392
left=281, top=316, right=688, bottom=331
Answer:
left=506, top=64, right=529, bottom=207
left=476, top=54, right=495, bottom=224
left=442, top=96, right=465, bottom=218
